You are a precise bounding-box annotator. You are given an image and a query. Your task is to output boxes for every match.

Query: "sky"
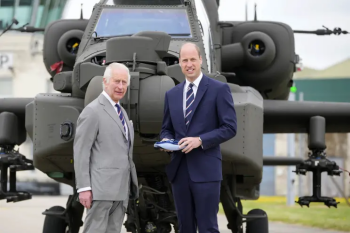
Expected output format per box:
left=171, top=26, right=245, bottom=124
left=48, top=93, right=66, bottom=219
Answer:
left=62, top=0, right=350, bottom=70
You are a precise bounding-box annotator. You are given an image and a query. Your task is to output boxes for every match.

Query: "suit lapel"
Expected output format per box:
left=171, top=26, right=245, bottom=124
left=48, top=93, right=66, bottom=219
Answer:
left=99, top=94, right=127, bottom=140
left=173, top=81, right=187, bottom=135
left=186, top=75, right=208, bottom=131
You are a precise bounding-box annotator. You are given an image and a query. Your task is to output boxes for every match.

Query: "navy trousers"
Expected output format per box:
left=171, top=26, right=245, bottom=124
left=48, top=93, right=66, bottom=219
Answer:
left=171, top=155, right=221, bottom=233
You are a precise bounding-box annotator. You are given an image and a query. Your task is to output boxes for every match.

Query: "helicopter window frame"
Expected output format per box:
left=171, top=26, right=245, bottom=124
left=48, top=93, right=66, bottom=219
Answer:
left=198, top=20, right=204, bottom=38
left=93, top=7, right=194, bottom=39
left=194, top=0, right=212, bottom=73
left=208, top=27, right=215, bottom=72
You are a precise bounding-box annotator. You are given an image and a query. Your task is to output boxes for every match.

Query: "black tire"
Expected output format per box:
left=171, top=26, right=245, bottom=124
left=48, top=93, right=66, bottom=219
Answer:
left=245, top=209, right=268, bottom=233
left=42, top=206, right=68, bottom=233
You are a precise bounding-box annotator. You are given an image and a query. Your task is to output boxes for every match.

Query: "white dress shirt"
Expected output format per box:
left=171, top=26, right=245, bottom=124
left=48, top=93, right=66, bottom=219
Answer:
left=183, top=72, right=203, bottom=116
left=182, top=72, right=204, bottom=148
left=77, top=90, right=129, bottom=193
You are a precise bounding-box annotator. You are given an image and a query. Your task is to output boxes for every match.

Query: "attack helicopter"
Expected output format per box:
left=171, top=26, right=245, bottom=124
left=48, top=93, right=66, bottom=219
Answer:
left=0, top=0, right=349, bottom=232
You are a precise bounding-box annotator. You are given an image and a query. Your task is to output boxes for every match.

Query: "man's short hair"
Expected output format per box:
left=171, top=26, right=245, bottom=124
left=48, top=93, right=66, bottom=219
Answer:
left=103, top=62, right=131, bottom=88
left=179, top=42, right=201, bottom=59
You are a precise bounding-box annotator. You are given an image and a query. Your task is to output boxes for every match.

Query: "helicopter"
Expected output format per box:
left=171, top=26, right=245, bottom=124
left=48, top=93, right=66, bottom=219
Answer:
left=0, top=0, right=349, bottom=232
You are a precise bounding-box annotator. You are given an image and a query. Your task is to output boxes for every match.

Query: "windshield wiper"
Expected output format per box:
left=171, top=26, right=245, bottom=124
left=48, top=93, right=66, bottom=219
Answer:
left=92, top=36, right=110, bottom=41
left=92, top=34, right=134, bottom=41
left=91, top=33, right=190, bottom=41
left=168, top=33, right=191, bottom=36
left=114, top=33, right=134, bottom=37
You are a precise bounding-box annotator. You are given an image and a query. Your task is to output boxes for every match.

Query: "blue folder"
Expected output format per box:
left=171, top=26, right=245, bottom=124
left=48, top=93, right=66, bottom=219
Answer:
left=154, top=139, right=182, bottom=151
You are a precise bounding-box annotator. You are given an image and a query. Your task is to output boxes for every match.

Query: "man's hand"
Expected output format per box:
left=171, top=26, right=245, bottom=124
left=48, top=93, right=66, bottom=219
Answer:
left=178, top=137, right=202, bottom=154
left=79, top=190, right=92, bottom=209
left=159, top=138, right=173, bottom=153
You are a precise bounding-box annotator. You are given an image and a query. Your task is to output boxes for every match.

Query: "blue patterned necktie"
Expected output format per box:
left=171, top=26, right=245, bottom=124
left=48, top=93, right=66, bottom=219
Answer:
left=185, top=83, right=195, bottom=127
left=115, top=103, right=126, bottom=134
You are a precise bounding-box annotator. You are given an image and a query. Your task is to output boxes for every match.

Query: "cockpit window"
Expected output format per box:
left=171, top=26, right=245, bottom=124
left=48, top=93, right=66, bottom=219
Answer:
left=94, top=8, right=192, bottom=38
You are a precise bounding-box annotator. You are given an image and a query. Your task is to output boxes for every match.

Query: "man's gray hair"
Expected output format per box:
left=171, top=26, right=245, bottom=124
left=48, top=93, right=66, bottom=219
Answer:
left=102, top=62, right=131, bottom=89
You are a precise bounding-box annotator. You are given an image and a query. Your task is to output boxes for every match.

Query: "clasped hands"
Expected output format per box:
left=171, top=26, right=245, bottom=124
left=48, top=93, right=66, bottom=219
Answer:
left=160, top=137, right=202, bottom=154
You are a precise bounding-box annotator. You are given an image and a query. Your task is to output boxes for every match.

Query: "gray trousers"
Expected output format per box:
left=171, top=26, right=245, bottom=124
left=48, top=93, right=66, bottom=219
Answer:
left=82, top=200, right=125, bottom=233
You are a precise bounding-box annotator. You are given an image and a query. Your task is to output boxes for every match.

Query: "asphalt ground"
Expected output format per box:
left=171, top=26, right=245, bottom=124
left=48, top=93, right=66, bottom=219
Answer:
left=0, top=196, right=348, bottom=233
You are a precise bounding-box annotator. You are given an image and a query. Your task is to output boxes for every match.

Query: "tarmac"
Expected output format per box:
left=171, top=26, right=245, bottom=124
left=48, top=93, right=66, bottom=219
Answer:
left=0, top=196, right=348, bottom=233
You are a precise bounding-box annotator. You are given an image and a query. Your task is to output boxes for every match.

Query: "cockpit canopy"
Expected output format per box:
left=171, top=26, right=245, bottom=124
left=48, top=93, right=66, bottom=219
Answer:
left=93, top=7, right=192, bottom=38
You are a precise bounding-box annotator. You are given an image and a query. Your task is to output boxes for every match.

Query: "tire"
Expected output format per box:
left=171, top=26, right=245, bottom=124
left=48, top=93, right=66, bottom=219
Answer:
left=42, top=206, right=68, bottom=233
left=245, top=209, right=268, bottom=233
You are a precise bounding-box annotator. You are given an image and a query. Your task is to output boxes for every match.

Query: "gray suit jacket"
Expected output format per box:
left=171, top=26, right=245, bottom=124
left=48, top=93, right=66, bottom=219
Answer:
left=73, top=93, right=139, bottom=202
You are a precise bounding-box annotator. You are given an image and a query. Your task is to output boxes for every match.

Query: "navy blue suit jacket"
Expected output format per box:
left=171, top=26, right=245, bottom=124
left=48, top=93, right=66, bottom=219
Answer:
left=160, top=74, right=237, bottom=183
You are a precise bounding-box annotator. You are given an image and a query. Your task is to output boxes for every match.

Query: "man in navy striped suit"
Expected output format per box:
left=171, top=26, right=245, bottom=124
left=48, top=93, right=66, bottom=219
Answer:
left=160, top=42, right=237, bottom=233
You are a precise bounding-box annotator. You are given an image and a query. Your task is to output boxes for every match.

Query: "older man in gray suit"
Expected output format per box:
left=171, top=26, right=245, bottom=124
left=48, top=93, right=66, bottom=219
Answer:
left=73, top=62, right=139, bottom=233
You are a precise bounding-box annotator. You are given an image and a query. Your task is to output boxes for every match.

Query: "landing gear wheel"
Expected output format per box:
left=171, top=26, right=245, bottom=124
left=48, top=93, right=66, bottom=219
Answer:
left=245, top=209, right=268, bottom=233
left=42, top=206, right=68, bottom=233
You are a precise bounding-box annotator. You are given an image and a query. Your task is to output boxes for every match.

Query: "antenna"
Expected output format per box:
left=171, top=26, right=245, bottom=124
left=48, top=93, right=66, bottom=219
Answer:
left=80, top=3, right=83, bottom=19
left=245, top=1, right=248, bottom=21
left=293, top=26, right=349, bottom=36
left=254, top=3, right=257, bottom=21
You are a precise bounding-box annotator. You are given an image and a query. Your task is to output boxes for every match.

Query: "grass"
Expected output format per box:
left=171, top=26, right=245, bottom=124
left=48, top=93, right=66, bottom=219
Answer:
left=219, top=196, right=350, bottom=232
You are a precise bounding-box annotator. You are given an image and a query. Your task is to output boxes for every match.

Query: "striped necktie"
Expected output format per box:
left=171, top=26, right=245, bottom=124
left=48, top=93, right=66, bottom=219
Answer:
left=185, top=83, right=195, bottom=127
left=115, top=103, right=126, bottom=134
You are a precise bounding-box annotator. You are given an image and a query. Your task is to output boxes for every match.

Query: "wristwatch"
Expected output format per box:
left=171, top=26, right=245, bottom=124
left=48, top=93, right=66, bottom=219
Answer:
left=198, top=137, right=203, bottom=149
